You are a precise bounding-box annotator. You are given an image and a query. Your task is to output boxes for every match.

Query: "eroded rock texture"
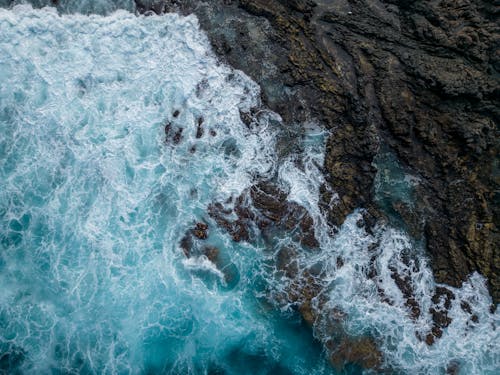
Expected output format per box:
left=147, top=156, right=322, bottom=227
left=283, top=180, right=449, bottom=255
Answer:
left=136, top=0, right=499, bottom=300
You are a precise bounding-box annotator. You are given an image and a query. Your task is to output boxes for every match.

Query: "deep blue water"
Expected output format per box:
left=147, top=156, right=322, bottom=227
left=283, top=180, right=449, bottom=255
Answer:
left=0, top=3, right=498, bottom=374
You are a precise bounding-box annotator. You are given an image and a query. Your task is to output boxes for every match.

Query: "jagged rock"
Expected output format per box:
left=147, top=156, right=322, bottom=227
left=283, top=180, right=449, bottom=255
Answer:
left=144, top=0, right=499, bottom=304
left=172, top=127, right=183, bottom=144
left=460, top=301, right=479, bottom=323
left=179, top=222, right=209, bottom=256
left=208, top=181, right=319, bottom=248
left=202, top=245, right=219, bottom=263
left=193, top=222, right=209, bottom=239
left=425, top=286, right=455, bottom=345
left=164, top=122, right=171, bottom=137
left=390, top=269, right=421, bottom=320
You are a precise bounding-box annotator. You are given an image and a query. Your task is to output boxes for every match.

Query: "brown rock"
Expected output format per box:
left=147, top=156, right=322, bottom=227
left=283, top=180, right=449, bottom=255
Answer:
left=193, top=222, right=209, bottom=240
left=151, top=0, right=499, bottom=304
left=424, top=286, right=455, bottom=345
left=202, top=246, right=220, bottom=263
left=330, top=336, right=383, bottom=371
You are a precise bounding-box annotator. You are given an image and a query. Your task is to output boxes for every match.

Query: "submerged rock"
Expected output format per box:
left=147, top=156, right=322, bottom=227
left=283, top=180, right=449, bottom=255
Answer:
left=202, top=245, right=219, bottom=264
left=195, top=116, right=204, bottom=138
left=329, top=336, right=383, bottom=372
left=276, top=246, right=299, bottom=278
left=0, top=342, right=26, bottom=374
left=172, top=127, right=183, bottom=144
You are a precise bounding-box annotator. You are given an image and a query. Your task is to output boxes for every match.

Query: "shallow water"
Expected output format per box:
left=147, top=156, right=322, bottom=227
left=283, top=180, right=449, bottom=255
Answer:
left=0, top=3, right=498, bottom=375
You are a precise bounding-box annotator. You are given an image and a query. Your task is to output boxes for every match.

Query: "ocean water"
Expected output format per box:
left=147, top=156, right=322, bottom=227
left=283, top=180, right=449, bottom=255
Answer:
left=0, top=3, right=498, bottom=375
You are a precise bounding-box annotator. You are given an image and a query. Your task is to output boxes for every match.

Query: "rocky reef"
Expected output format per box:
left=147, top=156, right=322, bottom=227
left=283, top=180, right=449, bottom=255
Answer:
left=137, top=0, right=498, bottom=371
left=136, top=0, right=499, bottom=305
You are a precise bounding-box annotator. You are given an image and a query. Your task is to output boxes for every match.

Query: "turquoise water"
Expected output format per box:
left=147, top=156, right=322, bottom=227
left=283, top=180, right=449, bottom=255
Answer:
left=0, top=3, right=498, bottom=375
left=0, top=5, right=331, bottom=374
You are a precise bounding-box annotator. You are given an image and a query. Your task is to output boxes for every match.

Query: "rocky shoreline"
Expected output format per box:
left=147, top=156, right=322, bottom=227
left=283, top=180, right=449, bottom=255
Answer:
left=0, top=1, right=496, bottom=372
left=136, top=0, right=499, bottom=305
left=135, top=0, right=499, bottom=371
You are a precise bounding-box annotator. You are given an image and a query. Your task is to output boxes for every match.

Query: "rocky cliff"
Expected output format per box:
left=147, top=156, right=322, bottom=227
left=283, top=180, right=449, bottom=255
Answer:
left=136, top=0, right=499, bottom=302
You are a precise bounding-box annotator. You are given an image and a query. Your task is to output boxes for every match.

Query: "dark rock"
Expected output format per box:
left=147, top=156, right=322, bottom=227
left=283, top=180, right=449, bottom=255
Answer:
left=164, top=122, right=171, bottom=136
left=193, top=222, right=209, bottom=239
left=172, top=127, right=183, bottom=144
left=155, top=0, right=499, bottom=304
left=202, top=245, right=219, bottom=263
left=460, top=301, right=480, bottom=323
left=0, top=342, right=26, bottom=374
left=209, top=181, right=319, bottom=248
left=208, top=202, right=250, bottom=242
left=460, top=301, right=473, bottom=314
left=390, top=268, right=421, bottom=319
left=239, top=109, right=253, bottom=127
left=209, top=129, right=217, bottom=137
left=425, top=286, right=456, bottom=345
left=135, top=0, right=168, bottom=15
left=446, top=361, right=461, bottom=375
left=196, top=117, right=204, bottom=138
left=425, top=333, right=435, bottom=346
left=329, top=336, right=383, bottom=372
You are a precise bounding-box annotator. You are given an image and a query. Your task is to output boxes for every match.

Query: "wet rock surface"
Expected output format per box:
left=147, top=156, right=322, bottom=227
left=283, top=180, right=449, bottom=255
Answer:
left=136, top=0, right=500, bottom=305
left=193, top=222, right=209, bottom=239
left=179, top=222, right=240, bottom=286
left=425, top=286, right=455, bottom=345
left=208, top=180, right=319, bottom=248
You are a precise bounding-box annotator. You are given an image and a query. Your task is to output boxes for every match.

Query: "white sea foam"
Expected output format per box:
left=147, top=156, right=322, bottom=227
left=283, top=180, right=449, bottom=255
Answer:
left=0, top=5, right=312, bottom=374
left=272, top=129, right=500, bottom=374
left=0, top=3, right=498, bottom=375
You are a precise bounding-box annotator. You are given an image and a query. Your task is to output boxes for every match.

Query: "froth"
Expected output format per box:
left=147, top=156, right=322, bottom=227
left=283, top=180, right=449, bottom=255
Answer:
left=0, top=5, right=306, bottom=374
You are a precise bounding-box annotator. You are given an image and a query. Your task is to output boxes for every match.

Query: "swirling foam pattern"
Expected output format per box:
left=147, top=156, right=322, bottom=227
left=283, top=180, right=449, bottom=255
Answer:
left=0, top=3, right=498, bottom=375
left=0, top=5, right=329, bottom=374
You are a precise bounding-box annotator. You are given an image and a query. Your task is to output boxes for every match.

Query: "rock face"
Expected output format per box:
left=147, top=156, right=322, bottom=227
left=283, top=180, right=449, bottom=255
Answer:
left=137, top=0, right=499, bottom=304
